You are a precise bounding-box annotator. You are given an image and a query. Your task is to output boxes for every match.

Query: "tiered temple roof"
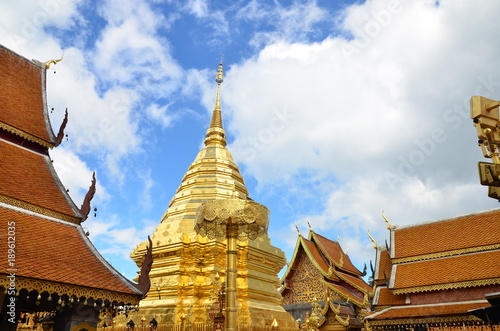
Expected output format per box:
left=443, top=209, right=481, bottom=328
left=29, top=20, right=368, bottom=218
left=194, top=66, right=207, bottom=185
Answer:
left=280, top=227, right=372, bottom=330
left=366, top=209, right=500, bottom=329
left=0, top=45, right=143, bottom=330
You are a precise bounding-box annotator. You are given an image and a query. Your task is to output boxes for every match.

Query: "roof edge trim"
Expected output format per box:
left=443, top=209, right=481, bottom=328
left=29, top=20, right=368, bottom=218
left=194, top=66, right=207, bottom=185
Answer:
left=392, top=277, right=500, bottom=294
left=392, top=243, right=500, bottom=264
left=0, top=195, right=80, bottom=224
left=0, top=122, right=53, bottom=148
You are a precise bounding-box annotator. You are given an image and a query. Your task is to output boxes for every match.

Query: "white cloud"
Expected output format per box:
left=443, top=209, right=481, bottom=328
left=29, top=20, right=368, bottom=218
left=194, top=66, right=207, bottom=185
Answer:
left=223, top=0, right=500, bottom=264
left=50, top=147, right=109, bottom=207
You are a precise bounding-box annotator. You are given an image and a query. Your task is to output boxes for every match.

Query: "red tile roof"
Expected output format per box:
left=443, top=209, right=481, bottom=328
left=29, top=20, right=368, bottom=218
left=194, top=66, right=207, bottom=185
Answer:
left=393, top=209, right=500, bottom=259
left=367, top=301, right=489, bottom=320
left=393, top=250, right=500, bottom=291
left=336, top=270, right=372, bottom=294
left=313, top=232, right=362, bottom=276
left=0, top=208, right=141, bottom=296
left=0, top=140, right=80, bottom=219
left=0, top=46, right=53, bottom=144
left=302, top=237, right=330, bottom=274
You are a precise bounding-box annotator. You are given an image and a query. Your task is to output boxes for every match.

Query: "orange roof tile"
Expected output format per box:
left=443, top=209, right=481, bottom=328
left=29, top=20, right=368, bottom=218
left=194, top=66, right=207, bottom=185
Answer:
left=393, top=250, right=500, bottom=291
left=375, top=248, right=392, bottom=284
left=0, top=208, right=141, bottom=296
left=302, top=237, right=330, bottom=274
left=0, top=140, right=79, bottom=219
left=374, top=287, right=406, bottom=306
left=394, top=209, right=500, bottom=259
left=336, top=270, right=372, bottom=294
left=313, top=232, right=362, bottom=276
left=367, top=301, right=489, bottom=320
left=0, top=46, right=53, bottom=144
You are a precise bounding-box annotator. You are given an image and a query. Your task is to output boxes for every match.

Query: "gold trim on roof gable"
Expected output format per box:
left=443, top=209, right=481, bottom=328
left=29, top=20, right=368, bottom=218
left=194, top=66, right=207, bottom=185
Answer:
left=0, top=122, right=54, bottom=148
left=0, top=195, right=80, bottom=224
left=320, top=279, right=365, bottom=307
left=391, top=277, right=500, bottom=294
left=366, top=315, right=482, bottom=327
left=0, top=276, right=140, bottom=305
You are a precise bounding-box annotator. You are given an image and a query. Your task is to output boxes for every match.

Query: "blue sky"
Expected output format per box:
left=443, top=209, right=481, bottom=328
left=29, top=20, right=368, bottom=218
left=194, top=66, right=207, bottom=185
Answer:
left=2, top=0, right=500, bottom=280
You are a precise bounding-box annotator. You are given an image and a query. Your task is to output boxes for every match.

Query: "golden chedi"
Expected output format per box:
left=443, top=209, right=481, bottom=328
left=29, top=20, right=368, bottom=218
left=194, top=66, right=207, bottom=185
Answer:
left=129, top=62, right=296, bottom=329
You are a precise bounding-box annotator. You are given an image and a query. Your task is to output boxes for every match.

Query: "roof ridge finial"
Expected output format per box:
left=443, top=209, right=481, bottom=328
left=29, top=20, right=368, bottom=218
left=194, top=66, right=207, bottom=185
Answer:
left=295, top=224, right=302, bottom=236
left=204, top=60, right=227, bottom=147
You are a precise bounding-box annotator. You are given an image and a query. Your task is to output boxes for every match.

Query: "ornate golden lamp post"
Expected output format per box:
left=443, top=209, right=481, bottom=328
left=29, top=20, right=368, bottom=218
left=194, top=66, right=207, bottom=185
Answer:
left=195, top=199, right=269, bottom=331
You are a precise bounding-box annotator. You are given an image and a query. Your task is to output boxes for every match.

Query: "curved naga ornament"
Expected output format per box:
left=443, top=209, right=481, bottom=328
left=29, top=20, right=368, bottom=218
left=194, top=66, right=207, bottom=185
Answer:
left=44, top=54, right=64, bottom=69
left=367, top=230, right=377, bottom=249
left=382, top=210, right=391, bottom=230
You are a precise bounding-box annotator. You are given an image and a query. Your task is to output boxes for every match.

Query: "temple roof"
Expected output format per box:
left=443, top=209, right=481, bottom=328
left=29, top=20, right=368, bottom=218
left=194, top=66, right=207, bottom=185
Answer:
left=368, top=208, right=500, bottom=325
left=392, top=208, right=500, bottom=261
left=0, top=44, right=143, bottom=305
left=281, top=228, right=372, bottom=307
left=0, top=45, right=55, bottom=147
left=374, top=247, right=391, bottom=286
left=0, top=207, right=142, bottom=300
left=367, top=300, right=490, bottom=321
left=311, top=232, right=362, bottom=276
left=391, top=249, right=500, bottom=293
left=0, top=139, right=81, bottom=222
left=372, top=286, right=406, bottom=306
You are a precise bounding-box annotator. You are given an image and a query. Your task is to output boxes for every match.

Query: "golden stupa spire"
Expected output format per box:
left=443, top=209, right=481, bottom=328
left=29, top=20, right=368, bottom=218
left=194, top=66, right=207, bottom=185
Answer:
left=204, top=60, right=227, bottom=147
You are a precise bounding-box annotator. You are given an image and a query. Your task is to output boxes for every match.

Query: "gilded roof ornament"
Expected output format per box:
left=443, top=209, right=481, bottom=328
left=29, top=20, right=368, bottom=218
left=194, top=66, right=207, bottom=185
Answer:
left=44, top=54, right=64, bottom=69
left=307, top=220, right=313, bottom=231
left=367, top=230, right=377, bottom=249
left=382, top=210, right=391, bottom=230
left=295, top=224, right=302, bottom=236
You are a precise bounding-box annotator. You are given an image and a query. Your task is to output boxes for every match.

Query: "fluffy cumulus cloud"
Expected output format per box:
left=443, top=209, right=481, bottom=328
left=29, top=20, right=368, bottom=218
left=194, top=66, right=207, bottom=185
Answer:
left=224, top=0, right=500, bottom=263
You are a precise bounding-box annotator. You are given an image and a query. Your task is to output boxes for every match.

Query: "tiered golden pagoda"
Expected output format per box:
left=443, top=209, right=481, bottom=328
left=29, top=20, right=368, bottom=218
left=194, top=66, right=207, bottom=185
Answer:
left=130, top=62, right=296, bottom=328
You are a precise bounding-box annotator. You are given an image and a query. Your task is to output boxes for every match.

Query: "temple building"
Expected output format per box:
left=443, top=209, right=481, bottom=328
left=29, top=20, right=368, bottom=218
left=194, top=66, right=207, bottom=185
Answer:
left=0, top=45, right=145, bottom=331
left=366, top=209, right=500, bottom=330
left=128, top=62, right=297, bottom=329
left=280, top=225, right=373, bottom=330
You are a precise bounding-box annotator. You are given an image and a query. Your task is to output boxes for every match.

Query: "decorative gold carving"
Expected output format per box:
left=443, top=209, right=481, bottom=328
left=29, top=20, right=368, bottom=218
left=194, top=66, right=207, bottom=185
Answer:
left=44, top=54, right=64, bottom=69
left=368, top=230, right=377, bottom=249
left=321, top=279, right=364, bottom=307
left=0, top=276, right=140, bottom=304
left=392, top=277, right=500, bottom=294
left=382, top=210, right=391, bottom=230
left=0, top=194, right=80, bottom=223
left=195, top=199, right=269, bottom=241
left=289, top=254, right=324, bottom=304
left=0, top=122, right=53, bottom=148
left=392, top=243, right=500, bottom=263
left=366, top=314, right=482, bottom=326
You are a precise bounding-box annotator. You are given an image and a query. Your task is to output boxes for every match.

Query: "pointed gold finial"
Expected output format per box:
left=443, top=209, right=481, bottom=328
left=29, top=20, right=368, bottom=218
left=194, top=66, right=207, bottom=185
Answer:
left=368, top=230, right=377, bottom=249
left=45, top=54, right=64, bottom=69
left=295, top=224, right=302, bottom=236
left=382, top=210, right=391, bottom=230
left=204, top=60, right=226, bottom=147
left=307, top=220, right=312, bottom=231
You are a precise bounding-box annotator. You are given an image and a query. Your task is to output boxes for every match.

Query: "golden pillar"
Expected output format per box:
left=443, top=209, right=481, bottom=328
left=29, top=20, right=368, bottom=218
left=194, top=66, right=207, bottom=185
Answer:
left=195, top=199, right=269, bottom=331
